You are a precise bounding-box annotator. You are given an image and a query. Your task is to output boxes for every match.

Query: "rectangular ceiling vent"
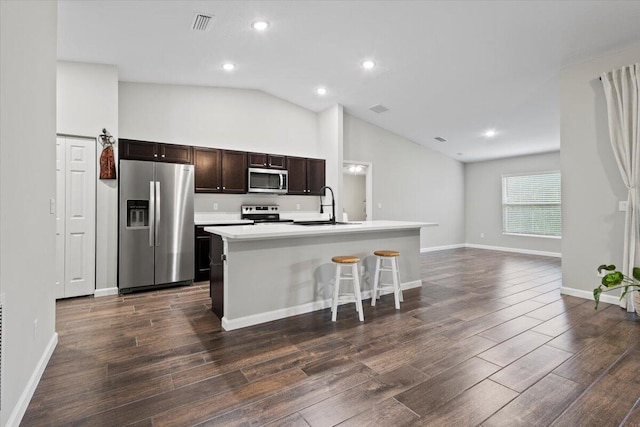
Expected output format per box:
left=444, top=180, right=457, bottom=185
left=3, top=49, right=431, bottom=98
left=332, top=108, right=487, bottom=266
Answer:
left=369, top=104, right=389, bottom=114
left=434, top=137, right=447, bottom=142
left=192, top=13, right=214, bottom=31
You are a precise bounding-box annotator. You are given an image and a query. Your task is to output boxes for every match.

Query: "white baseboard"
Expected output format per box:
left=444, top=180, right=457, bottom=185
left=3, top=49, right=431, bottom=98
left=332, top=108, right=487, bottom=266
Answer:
left=464, top=243, right=561, bottom=258
left=560, top=286, right=621, bottom=306
left=221, top=280, right=422, bottom=331
left=94, top=287, right=119, bottom=297
left=420, top=244, right=466, bottom=253
left=6, top=332, right=58, bottom=427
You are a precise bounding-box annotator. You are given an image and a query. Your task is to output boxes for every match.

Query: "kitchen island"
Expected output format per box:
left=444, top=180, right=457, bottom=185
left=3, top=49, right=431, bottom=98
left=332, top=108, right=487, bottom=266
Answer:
left=205, top=221, right=437, bottom=330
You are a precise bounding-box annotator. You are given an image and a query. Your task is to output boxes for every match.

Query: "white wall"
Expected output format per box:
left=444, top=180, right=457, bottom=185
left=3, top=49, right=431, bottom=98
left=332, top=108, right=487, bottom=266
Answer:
left=57, top=61, right=119, bottom=291
left=465, top=152, right=561, bottom=255
left=119, top=82, right=322, bottom=213
left=343, top=114, right=465, bottom=249
left=0, top=1, right=58, bottom=425
left=560, top=42, right=640, bottom=299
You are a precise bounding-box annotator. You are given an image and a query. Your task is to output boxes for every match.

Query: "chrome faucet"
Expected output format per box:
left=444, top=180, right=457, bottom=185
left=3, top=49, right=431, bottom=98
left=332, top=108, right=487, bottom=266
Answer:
left=319, top=185, right=336, bottom=224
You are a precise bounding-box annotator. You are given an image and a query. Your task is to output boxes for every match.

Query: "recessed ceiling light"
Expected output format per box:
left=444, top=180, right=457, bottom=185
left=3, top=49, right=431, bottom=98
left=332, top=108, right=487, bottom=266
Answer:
left=252, top=20, right=269, bottom=31
left=483, top=129, right=497, bottom=138
left=316, top=87, right=327, bottom=96
left=222, top=63, right=235, bottom=71
left=362, top=60, right=375, bottom=70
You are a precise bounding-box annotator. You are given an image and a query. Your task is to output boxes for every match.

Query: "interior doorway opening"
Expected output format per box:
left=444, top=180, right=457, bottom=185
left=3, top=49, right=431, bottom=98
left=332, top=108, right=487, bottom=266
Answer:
left=342, top=161, right=372, bottom=221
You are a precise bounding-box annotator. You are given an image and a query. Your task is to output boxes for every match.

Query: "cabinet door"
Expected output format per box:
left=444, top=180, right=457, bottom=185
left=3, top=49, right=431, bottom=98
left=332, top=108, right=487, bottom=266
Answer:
left=221, top=150, right=247, bottom=193
left=268, top=154, right=286, bottom=169
left=159, top=143, right=192, bottom=164
left=248, top=153, right=268, bottom=168
left=119, top=139, right=157, bottom=161
left=307, top=158, right=326, bottom=195
left=210, top=234, right=224, bottom=318
left=287, top=156, right=307, bottom=195
left=194, top=147, right=222, bottom=193
left=195, top=226, right=211, bottom=282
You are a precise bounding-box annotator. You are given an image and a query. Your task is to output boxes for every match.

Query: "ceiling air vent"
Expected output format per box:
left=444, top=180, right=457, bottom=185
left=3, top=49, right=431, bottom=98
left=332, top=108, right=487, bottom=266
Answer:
left=434, top=137, right=447, bottom=142
left=369, top=104, right=389, bottom=114
left=192, top=13, right=214, bottom=31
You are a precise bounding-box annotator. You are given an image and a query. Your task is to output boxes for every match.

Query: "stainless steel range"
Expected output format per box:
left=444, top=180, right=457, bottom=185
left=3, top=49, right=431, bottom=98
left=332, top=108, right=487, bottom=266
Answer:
left=241, top=205, right=293, bottom=224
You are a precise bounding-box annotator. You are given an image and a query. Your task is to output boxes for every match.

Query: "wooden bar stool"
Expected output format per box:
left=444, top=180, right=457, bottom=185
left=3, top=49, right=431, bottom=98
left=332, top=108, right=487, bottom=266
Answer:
left=371, top=250, right=403, bottom=309
left=331, top=255, right=364, bottom=322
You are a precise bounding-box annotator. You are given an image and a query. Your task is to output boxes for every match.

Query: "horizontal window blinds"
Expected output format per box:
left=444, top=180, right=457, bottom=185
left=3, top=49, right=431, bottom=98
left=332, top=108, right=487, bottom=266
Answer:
left=502, top=172, right=561, bottom=237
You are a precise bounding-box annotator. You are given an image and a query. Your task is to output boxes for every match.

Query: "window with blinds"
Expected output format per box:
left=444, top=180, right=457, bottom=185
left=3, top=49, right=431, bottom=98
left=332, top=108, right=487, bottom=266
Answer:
left=502, top=172, right=561, bottom=237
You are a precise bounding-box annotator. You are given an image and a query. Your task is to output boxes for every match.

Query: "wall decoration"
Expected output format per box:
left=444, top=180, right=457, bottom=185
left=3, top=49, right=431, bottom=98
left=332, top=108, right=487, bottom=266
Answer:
left=98, top=128, right=116, bottom=179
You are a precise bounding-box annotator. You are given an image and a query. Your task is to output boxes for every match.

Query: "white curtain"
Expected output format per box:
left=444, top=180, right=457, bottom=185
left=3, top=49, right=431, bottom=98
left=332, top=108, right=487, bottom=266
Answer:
left=601, top=63, right=640, bottom=312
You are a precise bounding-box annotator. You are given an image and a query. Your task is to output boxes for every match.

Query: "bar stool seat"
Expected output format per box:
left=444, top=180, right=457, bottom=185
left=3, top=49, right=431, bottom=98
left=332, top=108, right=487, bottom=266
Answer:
left=371, top=250, right=403, bottom=309
left=374, top=250, right=400, bottom=257
left=331, top=255, right=364, bottom=322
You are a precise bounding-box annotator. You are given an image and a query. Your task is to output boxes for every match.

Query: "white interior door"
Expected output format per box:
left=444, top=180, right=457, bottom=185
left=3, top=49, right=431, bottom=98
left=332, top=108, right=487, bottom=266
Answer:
left=55, top=137, right=66, bottom=298
left=56, top=136, right=96, bottom=298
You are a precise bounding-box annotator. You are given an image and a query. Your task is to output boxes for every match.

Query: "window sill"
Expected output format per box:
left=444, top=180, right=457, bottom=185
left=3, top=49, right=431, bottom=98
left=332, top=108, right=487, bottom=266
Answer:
left=503, top=232, right=561, bottom=240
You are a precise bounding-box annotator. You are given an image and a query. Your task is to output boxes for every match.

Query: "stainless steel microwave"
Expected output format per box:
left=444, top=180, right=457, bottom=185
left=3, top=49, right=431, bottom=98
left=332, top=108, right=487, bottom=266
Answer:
left=247, top=167, right=288, bottom=194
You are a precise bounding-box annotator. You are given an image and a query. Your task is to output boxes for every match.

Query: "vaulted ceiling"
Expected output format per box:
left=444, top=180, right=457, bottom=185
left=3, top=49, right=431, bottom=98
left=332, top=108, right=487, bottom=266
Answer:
left=58, top=1, right=640, bottom=162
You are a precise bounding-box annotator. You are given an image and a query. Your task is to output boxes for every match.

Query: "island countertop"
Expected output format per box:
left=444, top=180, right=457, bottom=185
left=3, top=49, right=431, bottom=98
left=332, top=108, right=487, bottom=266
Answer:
left=204, top=220, right=437, bottom=241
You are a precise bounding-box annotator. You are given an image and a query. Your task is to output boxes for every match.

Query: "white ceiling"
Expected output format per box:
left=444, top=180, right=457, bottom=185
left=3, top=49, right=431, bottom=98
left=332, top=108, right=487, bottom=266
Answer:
left=58, top=1, right=640, bottom=162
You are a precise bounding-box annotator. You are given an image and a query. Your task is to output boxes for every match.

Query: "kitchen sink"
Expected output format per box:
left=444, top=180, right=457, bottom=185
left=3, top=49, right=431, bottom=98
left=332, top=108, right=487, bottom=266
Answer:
left=292, top=220, right=359, bottom=226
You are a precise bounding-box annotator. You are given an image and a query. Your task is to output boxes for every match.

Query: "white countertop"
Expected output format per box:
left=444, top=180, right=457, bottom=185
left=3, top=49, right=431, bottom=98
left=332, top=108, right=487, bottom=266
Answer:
left=204, top=220, right=437, bottom=241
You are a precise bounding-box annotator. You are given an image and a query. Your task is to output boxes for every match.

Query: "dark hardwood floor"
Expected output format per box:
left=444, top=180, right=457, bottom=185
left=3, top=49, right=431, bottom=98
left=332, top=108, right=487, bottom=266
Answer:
left=22, top=248, right=640, bottom=426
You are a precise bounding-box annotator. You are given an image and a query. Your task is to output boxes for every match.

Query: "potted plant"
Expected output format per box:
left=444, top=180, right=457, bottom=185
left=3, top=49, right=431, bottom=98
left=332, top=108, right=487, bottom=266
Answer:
left=593, top=264, right=640, bottom=310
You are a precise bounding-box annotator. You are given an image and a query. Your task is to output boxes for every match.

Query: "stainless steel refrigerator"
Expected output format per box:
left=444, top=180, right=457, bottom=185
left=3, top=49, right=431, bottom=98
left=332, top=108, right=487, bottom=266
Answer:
left=119, top=160, right=194, bottom=292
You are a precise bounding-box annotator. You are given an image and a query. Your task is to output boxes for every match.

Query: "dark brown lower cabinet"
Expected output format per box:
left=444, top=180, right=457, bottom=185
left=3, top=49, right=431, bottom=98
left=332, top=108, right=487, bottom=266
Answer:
left=195, top=225, right=226, bottom=319
left=195, top=226, right=212, bottom=282
left=209, top=233, right=224, bottom=319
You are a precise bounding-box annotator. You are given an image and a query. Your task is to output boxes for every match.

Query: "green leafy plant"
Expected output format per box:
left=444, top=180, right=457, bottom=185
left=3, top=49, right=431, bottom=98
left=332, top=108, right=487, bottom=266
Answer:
left=594, top=264, right=640, bottom=309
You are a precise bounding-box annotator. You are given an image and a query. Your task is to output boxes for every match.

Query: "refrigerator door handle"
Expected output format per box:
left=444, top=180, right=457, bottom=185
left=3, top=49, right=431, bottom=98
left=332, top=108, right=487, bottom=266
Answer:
left=149, top=181, right=155, bottom=247
left=155, top=181, right=161, bottom=247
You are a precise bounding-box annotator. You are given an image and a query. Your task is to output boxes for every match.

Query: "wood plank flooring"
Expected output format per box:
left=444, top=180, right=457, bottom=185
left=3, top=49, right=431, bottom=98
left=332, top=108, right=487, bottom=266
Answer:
left=22, top=248, right=640, bottom=426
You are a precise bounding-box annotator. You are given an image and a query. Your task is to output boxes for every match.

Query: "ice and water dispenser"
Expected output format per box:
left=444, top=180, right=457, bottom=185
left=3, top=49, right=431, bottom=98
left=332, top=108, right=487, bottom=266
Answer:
left=126, top=200, right=149, bottom=228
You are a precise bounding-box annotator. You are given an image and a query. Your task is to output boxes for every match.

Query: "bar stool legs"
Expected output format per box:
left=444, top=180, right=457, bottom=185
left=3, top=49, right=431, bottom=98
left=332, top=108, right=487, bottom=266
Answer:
left=331, top=256, right=364, bottom=322
left=371, top=250, right=403, bottom=309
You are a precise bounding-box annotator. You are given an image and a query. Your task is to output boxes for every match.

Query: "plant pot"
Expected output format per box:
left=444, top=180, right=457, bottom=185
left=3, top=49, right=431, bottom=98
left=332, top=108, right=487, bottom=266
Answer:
left=635, top=289, right=640, bottom=315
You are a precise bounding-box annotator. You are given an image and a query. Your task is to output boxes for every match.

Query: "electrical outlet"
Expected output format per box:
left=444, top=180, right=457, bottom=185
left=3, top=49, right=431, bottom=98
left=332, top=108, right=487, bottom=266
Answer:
left=33, top=318, right=38, bottom=339
left=619, top=201, right=628, bottom=212
left=213, top=202, right=218, bottom=211
left=378, top=203, right=382, bottom=209
left=296, top=204, right=300, bottom=210
left=50, top=198, right=56, bottom=214
left=480, top=232, right=485, bottom=238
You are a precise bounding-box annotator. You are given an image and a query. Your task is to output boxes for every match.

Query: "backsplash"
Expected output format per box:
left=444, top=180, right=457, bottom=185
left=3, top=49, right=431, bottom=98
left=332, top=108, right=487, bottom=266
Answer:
left=194, top=193, right=319, bottom=213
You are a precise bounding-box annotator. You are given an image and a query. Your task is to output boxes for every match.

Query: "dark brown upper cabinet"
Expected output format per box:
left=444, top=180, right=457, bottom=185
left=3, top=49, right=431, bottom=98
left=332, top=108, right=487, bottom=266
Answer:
left=194, top=147, right=222, bottom=192
left=248, top=153, right=286, bottom=169
left=194, top=147, right=247, bottom=193
left=287, top=156, right=325, bottom=195
left=221, top=150, right=247, bottom=193
left=306, top=158, right=326, bottom=195
left=119, top=139, right=193, bottom=164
